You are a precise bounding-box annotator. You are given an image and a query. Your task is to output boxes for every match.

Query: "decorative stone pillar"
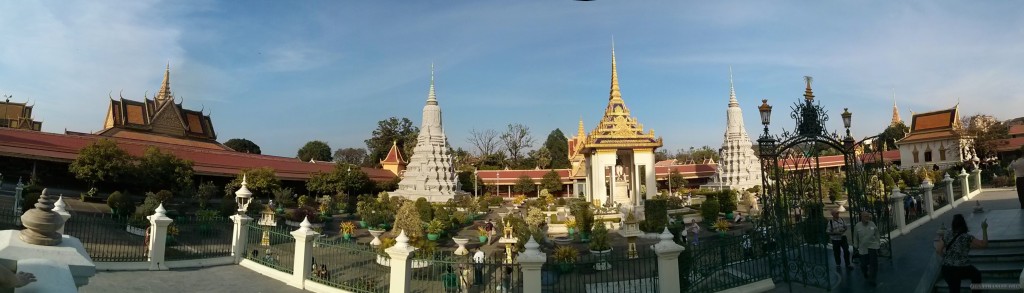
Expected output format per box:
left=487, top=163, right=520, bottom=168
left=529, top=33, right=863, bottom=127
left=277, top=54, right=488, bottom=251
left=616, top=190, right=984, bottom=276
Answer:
left=386, top=230, right=417, bottom=293
left=290, top=217, right=319, bottom=289
left=19, top=188, right=64, bottom=246
left=943, top=173, right=956, bottom=208
left=920, top=180, right=934, bottom=219
left=653, top=227, right=685, bottom=293
left=959, top=169, right=971, bottom=200
left=52, top=196, right=71, bottom=235
left=890, top=188, right=906, bottom=233
left=230, top=214, right=253, bottom=263
left=516, top=236, right=546, bottom=293
left=147, top=204, right=173, bottom=270
left=970, top=169, right=982, bottom=193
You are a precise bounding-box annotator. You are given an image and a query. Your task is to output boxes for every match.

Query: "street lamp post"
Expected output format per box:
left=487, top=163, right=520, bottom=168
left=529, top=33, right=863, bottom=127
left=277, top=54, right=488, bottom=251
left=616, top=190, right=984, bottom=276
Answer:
left=473, top=168, right=478, bottom=197
left=235, top=174, right=253, bottom=214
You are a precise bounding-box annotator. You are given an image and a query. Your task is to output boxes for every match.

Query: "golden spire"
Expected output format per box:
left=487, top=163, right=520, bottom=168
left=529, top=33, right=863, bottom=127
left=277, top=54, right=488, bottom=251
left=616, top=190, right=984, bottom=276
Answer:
left=156, top=64, right=172, bottom=104
left=803, top=76, right=814, bottom=101
left=891, top=88, right=901, bottom=126
left=577, top=115, right=585, bottom=138
left=427, top=63, right=437, bottom=106
left=609, top=40, right=621, bottom=101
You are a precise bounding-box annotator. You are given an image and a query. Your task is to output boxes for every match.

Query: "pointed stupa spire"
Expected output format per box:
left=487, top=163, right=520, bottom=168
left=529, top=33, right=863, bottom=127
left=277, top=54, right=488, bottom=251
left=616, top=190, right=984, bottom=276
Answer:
left=156, top=63, right=172, bottom=105
left=728, top=66, right=738, bottom=107
left=891, top=88, right=902, bottom=126
left=577, top=115, right=585, bottom=138
left=609, top=39, right=622, bottom=101
left=803, top=76, right=814, bottom=101
left=426, top=63, right=437, bottom=106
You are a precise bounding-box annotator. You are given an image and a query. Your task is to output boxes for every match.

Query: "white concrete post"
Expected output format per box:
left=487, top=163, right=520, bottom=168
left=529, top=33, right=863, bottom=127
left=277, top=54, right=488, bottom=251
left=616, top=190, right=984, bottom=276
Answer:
left=943, top=173, right=956, bottom=208
left=890, top=188, right=906, bottom=233
left=653, top=227, right=686, bottom=293
left=52, top=196, right=71, bottom=234
left=290, top=217, right=319, bottom=289
left=959, top=169, right=971, bottom=200
left=147, top=204, right=173, bottom=270
left=921, top=180, right=934, bottom=219
left=970, top=169, right=982, bottom=193
left=229, top=214, right=253, bottom=263
left=517, top=236, right=546, bottom=293
left=386, top=230, right=417, bottom=293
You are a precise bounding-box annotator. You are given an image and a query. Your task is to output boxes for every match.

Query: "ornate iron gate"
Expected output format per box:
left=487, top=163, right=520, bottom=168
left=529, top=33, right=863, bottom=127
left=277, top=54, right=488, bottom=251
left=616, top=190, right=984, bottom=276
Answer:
left=752, top=77, right=893, bottom=290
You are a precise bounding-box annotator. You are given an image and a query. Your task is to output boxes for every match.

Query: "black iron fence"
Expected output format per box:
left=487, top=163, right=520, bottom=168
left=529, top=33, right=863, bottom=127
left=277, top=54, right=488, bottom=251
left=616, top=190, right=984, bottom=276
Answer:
left=543, top=247, right=658, bottom=293
left=0, top=205, right=19, bottom=231
left=412, top=252, right=518, bottom=293
left=165, top=215, right=233, bottom=261
left=308, top=237, right=390, bottom=293
left=244, top=222, right=295, bottom=274
left=902, top=187, right=926, bottom=224
left=952, top=180, right=964, bottom=201
left=64, top=212, right=149, bottom=262
left=932, top=183, right=949, bottom=210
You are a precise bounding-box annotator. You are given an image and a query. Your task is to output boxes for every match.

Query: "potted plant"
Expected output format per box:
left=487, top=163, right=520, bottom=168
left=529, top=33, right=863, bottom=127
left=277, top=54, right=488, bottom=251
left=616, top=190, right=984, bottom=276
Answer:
left=513, top=195, right=527, bottom=207
left=553, top=246, right=579, bottom=274
left=426, top=219, right=445, bottom=241
left=340, top=222, right=356, bottom=241
left=712, top=219, right=731, bottom=236
left=565, top=218, right=577, bottom=237
left=477, top=226, right=488, bottom=243
left=588, top=222, right=612, bottom=271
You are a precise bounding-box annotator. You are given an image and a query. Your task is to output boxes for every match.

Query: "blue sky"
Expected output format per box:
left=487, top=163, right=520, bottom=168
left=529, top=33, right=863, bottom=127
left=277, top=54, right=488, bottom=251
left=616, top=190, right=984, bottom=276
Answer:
left=2, top=1, right=1023, bottom=157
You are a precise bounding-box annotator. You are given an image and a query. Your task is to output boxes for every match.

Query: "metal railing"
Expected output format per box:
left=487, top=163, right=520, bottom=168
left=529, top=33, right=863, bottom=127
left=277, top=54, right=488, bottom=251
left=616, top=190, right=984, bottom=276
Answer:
left=244, top=222, right=295, bottom=274
left=308, top=237, right=390, bottom=293
left=543, top=247, right=658, bottom=293
left=64, top=212, right=148, bottom=262
left=932, top=183, right=949, bottom=210
left=902, top=187, right=926, bottom=224
left=165, top=215, right=233, bottom=261
left=683, top=232, right=774, bottom=293
left=0, top=205, right=19, bottom=230
left=413, top=252, right=518, bottom=293
left=952, top=180, right=964, bottom=201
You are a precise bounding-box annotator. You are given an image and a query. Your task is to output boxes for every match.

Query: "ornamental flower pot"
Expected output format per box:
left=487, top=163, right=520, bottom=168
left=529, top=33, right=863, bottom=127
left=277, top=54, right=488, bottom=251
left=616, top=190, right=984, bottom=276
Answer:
left=358, top=221, right=367, bottom=228
left=369, top=229, right=385, bottom=246
left=479, top=235, right=488, bottom=243
left=568, top=228, right=575, bottom=235
left=342, top=233, right=352, bottom=241
left=589, top=249, right=613, bottom=271
left=427, top=233, right=440, bottom=241
left=580, top=232, right=590, bottom=243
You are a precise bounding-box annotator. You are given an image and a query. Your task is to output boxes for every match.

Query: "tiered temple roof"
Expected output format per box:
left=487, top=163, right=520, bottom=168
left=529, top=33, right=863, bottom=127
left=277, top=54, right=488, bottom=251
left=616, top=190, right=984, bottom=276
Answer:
left=581, top=45, right=662, bottom=152
left=0, top=98, right=42, bottom=131
left=899, top=105, right=961, bottom=144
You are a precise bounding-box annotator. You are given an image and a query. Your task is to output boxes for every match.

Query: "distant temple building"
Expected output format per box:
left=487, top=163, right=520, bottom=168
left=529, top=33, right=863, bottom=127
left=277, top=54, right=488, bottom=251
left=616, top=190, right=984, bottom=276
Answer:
left=0, top=97, right=42, bottom=131
left=701, top=71, right=761, bottom=191
left=390, top=67, right=461, bottom=202
left=897, top=105, right=976, bottom=169
left=99, top=66, right=224, bottom=150
left=379, top=141, right=407, bottom=176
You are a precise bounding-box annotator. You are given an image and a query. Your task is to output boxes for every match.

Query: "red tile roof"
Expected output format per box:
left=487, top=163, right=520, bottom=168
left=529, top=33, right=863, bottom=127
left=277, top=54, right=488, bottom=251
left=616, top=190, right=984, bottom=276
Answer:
left=380, top=142, right=406, bottom=164
left=0, top=128, right=396, bottom=182
left=1009, top=125, right=1024, bottom=137
left=476, top=169, right=572, bottom=184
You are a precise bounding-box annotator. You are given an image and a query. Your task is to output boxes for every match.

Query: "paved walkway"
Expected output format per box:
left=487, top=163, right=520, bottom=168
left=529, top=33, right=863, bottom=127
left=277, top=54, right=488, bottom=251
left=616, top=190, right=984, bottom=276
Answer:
left=773, top=188, right=1023, bottom=293
left=81, top=265, right=306, bottom=293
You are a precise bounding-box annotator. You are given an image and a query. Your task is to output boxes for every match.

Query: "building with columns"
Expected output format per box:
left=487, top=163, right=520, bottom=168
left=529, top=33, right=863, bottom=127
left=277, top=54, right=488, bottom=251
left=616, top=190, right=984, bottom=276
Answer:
left=702, top=70, right=761, bottom=191
left=390, top=66, right=461, bottom=202
left=577, top=45, right=662, bottom=207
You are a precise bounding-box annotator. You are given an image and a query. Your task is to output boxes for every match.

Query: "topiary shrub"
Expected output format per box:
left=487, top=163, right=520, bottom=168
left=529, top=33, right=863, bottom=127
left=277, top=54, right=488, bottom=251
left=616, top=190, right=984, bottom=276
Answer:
left=414, top=197, right=433, bottom=223
left=717, top=190, right=738, bottom=214
left=106, top=191, right=136, bottom=216
left=526, top=207, right=546, bottom=228
left=701, top=197, right=720, bottom=224
left=643, top=199, right=668, bottom=232
left=588, top=221, right=611, bottom=251
left=393, top=201, right=424, bottom=240
left=570, top=202, right=595, bottom=235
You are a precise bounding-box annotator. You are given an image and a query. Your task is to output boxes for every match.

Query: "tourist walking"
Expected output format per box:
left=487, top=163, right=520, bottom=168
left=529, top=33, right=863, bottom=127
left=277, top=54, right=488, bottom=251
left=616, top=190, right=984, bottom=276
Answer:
left=1010, top=149, right=1024, bottom=209
left=687, top=219, right=701, bottom=246
left=472, top=249, right=485, bottom=285
left=827, top=209, right=854, bottom=270
left=853, top=211, right=880, bottom=286
left=485, top=220, right=495, bottom=245
left=458, top=262, right=473, bottom=293
left=935, top=214, right=989, bottom=293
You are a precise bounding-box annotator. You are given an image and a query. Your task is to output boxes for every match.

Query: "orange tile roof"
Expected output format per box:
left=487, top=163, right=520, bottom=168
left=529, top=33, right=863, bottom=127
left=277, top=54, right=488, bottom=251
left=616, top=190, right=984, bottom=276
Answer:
left=0, top=128, right=396, bottom=182
left=900, top=129, right=959, bottom=143
left=913, top=111, right=954, bottom=131
left=1009, top=125, right=1024, bottom=136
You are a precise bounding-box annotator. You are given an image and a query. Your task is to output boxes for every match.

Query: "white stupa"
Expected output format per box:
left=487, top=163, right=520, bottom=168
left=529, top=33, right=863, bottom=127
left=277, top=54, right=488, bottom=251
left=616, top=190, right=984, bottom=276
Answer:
left=703, top=69, right=762, bottom=191
left=390, top=65, right=460, bottom=202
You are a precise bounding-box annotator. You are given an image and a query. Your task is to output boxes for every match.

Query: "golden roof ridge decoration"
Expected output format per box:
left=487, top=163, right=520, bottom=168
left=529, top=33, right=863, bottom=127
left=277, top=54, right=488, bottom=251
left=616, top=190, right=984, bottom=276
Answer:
left=583, top=42, right=662, bottom=150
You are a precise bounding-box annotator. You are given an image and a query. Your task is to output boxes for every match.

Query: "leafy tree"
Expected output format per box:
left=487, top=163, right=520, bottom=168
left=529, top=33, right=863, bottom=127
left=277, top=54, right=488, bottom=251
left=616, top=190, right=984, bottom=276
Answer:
left=393, top=201, right=424, bottom=240
left=543, top=129, right=570, bottom=169
left=540, top=170, right=563, bottom=194
left=136, top=147, right=194, bottom=194
left=876, top=122, right=910, bottom=151
left=225, top=167, right=281, bottom=199
left=307, top=171, right=340, bottom=196
left=69, top=139, right=133, bottom=188
left=297, top=140, right=333, bottom=162
left=668, top=169, right=687, bottom=191
left=513, top=175, right=536, bottom=196
left=456, top=170, right=476, bottom=193
left=467, top=128, right=500, bottom=157
left=958, top=114, right=1009, bottom=161
left=223, top=138, right=261, bottom=154
left=414, top=197, right=433, bottom=223
left=500, top=123, right=534, bottom=167
left=701, top=197, right=720, bottom=224
left=195, top=181, right=219, bottom=208
left=691, top=146, right=721, bottom=162
left=527, top=147, right=551, bottom=169
left=365, top=117, right=419, bottom=166
left=333, top=147, right=370, bottom=166
left=717, top=190, right=738, bottom=214
left=655, top=149, right=670, bottom=162
left=477, top=152, right=507, bottom=170
left=106, top=191, right=135, bottom=216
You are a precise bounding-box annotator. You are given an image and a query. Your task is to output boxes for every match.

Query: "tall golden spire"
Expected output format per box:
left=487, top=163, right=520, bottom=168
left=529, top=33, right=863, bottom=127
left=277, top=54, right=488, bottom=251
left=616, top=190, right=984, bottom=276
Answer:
left=156, top=64, right=172, bottom=105
left=890, top=88, right=901, bottom=126
left=577, top=115, right=585, bottom=138
left=803, top=76, right=814, bottom=101
left=609, top=40, right=621, bottom=101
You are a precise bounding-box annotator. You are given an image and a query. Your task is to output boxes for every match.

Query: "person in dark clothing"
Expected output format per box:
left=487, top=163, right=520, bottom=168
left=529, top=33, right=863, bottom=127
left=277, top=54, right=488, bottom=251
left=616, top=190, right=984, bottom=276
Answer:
left=935, top=214, right=989, bottom=293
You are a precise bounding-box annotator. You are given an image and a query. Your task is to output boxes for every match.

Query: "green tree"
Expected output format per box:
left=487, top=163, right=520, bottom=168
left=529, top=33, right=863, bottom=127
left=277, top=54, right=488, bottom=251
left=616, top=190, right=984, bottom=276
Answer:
left=668, top=170, right=687, bottom=191
left=456, top=171, right=476, bottom=193
left=527, top=147, right=552, bottom=169
left=414, top=197, right=433, bottom=222
left=655, top=149, right=670, bottom=162
left=701, top=197, right=720, bottom=223
left=876, top=122, right=910, bottom=151
left=297, top=140, right=333, bottom=162
left=513, top=175, right=536, bottom=196
left=195, top=181, right=219, bottom=208
left=393, top=201, right=425, bottom=240
left=136, top=147, right=194, bottom=194
left=225, top=167, right=281, bottom=199
left=958, top=114, right=1009, bottom=160
left=365, top=117, right=419, bottom=166
left=223, top=138, right=261, bottom=154
left=500, top=123, right=534, bottom=168
left=717, top=190, right=738, bottom=214
left=691, top=146, right=721, bottom=162
left=333, top=147, right=370, bottom=167
left=540, top=170, right=563, bottom=194
left=543, top=129, right=570, bottom=169
left=69, top=139, right=133, bottom=188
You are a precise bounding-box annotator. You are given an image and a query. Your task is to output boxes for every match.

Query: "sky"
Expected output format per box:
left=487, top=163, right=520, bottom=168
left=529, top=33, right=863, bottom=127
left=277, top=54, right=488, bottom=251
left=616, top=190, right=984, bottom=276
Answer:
left=2, top=1, right=1023, bottom=158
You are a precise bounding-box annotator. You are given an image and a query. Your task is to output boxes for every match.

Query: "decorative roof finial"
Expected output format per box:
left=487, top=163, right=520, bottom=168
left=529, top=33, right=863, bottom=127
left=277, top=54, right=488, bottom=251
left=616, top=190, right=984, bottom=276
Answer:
left=577, top=115, right=585, bottom=138
left=609, top=38, right=621, bottom=101
left=891, top=88, right=902, bottom=126
left=427, top=63, right=438, bottom=106
left=728, top=66, right=738, bottom=107
left=157, top=64, right=172, bottom=104
left=803, top=76, right=814, bottom=101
